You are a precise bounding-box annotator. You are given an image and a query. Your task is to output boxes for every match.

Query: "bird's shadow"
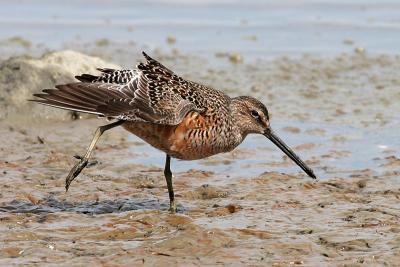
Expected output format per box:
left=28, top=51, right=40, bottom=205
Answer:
left=0, top=197, right=184, bottom=215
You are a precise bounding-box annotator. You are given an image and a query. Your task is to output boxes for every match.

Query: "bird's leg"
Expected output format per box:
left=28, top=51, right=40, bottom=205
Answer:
left=164, top=154, right=176, bottom=213
left=65, top=120, right=124, bottom=192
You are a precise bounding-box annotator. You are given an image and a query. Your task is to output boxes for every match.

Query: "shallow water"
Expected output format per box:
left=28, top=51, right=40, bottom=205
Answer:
left=2, top=0, right=400, bottom=59
left=129, top=121, right=400, bottom=180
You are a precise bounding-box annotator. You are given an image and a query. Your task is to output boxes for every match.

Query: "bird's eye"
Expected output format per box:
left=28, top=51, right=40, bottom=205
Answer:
left=251, top=110, right=259, bottom=118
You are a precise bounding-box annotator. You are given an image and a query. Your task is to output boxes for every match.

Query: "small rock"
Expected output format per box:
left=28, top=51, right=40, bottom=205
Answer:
left=166, top=36, right=177, bottom=44
left=343, top=38, right=354, bottom=45
left=229, top=53, right=243, bottom=64
left=354, top=47, right=366, bottom=54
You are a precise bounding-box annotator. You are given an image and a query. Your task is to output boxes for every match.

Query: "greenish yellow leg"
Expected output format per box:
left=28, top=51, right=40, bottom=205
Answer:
left=65, top=120, right=124, bottom=191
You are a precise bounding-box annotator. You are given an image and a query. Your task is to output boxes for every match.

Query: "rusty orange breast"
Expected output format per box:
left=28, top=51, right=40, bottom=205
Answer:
left=122, top=110, right=220, bottom=160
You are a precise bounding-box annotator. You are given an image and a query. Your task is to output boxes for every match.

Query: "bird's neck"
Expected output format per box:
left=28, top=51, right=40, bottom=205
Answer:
left=229, top=124, right=247, bottom=150
left=227, top=100, right=249, bottom=149
left=229, top=98, right=251, bottom=137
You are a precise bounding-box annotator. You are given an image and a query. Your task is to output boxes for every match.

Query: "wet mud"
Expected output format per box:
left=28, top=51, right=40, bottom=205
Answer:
left=1, top=114, right=399, bottom=266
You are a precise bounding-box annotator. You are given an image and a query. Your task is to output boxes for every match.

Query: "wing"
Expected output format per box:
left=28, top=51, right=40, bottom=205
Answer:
left=32, top=52, right=229, bottom=125
left=132, top=52, right=231, bottom=118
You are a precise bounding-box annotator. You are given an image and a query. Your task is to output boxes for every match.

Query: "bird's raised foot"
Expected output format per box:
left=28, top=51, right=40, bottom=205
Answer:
left=65, top=157, right=88, bottom=192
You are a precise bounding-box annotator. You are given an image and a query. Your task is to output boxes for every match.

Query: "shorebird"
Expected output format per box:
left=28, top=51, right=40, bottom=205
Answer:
left=32, top=52, right=316, bottom=213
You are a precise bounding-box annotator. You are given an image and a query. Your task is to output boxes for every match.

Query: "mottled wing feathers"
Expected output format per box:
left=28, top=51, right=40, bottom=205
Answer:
left=135, top=52, right=229, bottom=112
left=140, top=52, right=174, bottom=75
left=76, top=68, right=138, bottom=85
left=32, top=52, right=228, bottom=125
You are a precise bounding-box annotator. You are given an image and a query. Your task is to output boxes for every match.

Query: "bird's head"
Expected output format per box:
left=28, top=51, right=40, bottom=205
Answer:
left=231, top=96, right=316, bottom=179
left=231, top=96, right=270, bottom=135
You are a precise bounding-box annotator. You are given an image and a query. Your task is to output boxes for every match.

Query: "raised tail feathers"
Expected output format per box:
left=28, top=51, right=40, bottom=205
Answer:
left=30, top=83, right=126, bottom=116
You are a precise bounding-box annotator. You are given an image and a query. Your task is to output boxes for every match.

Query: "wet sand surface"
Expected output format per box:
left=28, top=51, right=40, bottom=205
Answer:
left=1, top=0, right=400, bottom=266
left=0, top=117, right=399, bottom=266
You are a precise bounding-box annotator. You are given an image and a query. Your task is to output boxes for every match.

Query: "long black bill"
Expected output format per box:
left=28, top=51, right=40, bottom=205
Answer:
left=264, top=129, right=316, bottom=179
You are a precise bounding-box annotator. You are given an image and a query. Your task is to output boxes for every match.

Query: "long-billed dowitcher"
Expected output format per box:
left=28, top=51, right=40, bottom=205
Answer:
left=32, top=52, right=316, bottom=212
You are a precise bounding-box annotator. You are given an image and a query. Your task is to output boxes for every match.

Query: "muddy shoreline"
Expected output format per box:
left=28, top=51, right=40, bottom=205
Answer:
left=1, top=114, right=399, bottom=266
left=0, top=40, right=399, bottom=266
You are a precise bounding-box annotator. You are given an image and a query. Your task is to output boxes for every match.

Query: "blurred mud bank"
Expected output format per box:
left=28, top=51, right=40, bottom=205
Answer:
left=1, top=48, right=400, bottom=127
left=0, top=50, right=119, bottom=121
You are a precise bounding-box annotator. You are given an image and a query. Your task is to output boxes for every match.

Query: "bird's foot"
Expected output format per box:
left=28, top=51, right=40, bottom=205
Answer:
left=65, top=157, right=88, bottom=192
left=168, top=200, right=177, bottom=213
